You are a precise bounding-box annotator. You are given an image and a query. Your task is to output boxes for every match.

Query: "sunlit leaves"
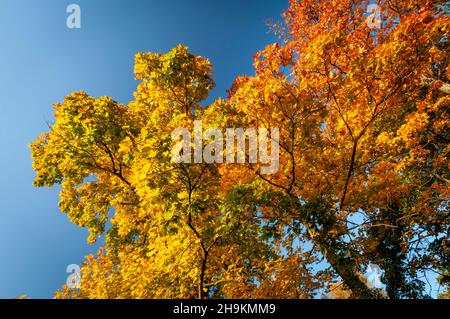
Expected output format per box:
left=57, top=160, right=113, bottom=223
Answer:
left=32, top=0, right=449, bottom=299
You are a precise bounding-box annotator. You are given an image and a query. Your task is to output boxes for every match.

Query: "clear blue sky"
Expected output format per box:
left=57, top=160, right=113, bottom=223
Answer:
left=0, top=0, right=287, bottom=298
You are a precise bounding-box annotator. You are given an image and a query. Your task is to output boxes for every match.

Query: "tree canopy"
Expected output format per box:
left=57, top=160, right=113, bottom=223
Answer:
left=31, top=0, right=449, bottom=299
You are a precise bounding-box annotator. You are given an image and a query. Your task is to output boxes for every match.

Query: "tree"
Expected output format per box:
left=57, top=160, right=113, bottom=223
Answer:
left=32, top=46, right=321, bottom=299
left=223, top=0, right=449, bottom=298
left=31, top=1, right=449, bottom=299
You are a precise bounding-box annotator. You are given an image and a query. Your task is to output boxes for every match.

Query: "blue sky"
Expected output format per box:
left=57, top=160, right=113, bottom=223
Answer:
left=0, top=0, right=287, bottom=298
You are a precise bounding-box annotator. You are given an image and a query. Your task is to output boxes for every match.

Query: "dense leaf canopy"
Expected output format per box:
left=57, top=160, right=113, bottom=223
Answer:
left=31, top=0, right=449, bottom=299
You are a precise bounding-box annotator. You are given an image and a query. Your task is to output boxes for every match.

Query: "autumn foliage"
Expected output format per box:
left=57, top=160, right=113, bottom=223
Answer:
left=30, top=0, right=449, bottom=299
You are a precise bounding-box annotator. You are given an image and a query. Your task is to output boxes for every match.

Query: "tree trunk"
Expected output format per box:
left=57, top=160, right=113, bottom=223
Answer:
left=296, top=200, right=378, bottom=298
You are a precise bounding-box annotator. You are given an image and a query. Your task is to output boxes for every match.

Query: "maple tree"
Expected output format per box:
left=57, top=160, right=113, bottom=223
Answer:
left=31, top=0, right=449, bottom=299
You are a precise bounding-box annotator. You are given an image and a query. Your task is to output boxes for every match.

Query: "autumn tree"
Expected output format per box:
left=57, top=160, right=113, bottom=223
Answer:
left=31, top=0, right=449, bottom=299
left=32, top=46, right=320, bottom=299
left=224, top=0, right=449, bottom=298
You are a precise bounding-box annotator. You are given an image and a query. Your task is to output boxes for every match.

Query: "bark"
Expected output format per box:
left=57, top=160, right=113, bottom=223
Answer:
left=295, top=199, right=379, bottom=299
